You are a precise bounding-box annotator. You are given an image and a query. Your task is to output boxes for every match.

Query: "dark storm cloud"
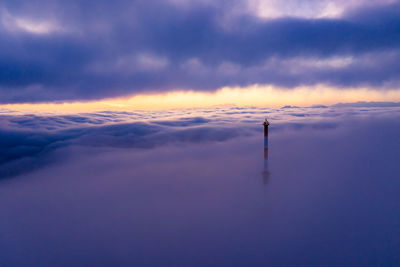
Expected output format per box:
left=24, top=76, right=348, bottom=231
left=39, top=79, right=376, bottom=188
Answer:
left=0, top=0, right=400, bottom=102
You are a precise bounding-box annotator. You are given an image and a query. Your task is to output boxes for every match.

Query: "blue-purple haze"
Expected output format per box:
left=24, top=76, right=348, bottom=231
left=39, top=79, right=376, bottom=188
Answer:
left=0, top=105, right=399, bottom=265
left=0, top=0, right=400, bottom=102
left=1, top=0, right=400, bottom=265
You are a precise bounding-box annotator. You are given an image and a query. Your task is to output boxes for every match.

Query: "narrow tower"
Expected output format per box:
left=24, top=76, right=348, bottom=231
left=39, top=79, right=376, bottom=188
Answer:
left=262, top=118, right=270, bottom=183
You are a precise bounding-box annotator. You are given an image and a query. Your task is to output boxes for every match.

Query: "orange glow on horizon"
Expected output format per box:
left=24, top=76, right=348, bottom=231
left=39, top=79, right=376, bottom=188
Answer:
left=1, top=85, right=400, bottom=113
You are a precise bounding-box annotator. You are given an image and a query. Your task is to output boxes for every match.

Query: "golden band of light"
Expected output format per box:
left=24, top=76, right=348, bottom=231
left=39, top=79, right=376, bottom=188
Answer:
left=1, top=85, right=400, bottom=113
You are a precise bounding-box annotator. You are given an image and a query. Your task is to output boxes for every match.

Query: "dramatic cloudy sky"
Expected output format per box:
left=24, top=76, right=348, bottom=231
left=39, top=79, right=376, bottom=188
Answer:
left=1, top=0, right=400, bottom=104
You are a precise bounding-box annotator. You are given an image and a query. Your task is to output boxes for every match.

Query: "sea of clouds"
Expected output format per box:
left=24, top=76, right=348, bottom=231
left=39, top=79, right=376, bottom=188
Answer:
left=1, top=103, right=400, bottom=178
left=1, top=104, right=400, bottom=266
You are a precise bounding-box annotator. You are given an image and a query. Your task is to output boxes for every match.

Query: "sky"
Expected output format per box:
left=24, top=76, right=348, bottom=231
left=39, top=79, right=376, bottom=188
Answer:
left=0, top=0, right=400, bottom=109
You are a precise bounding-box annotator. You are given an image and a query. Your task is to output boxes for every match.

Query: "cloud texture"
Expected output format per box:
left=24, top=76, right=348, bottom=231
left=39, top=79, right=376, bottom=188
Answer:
left=1, top=105, right=400, bottom=266
left=0, top=0, right=400, bottom=102
left=1, top=104, right=399, bottom=177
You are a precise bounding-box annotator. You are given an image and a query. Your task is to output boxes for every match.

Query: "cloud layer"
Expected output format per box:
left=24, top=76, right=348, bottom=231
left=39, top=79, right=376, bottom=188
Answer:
left=1, top=105, right=400, bottom=266
left=1, top=104, right=399, bottom=177
left=1, top=0, right=400, bottom=103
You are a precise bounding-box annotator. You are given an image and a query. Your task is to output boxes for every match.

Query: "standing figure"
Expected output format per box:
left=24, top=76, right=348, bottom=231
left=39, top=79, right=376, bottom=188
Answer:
left=262, top=118, right=270, bottom=183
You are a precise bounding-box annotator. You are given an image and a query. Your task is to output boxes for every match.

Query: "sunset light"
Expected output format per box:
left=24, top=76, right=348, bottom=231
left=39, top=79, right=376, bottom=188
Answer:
left=2, top=85, right=400, bottom=113
left=1, top=0, right=399, bottom=265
